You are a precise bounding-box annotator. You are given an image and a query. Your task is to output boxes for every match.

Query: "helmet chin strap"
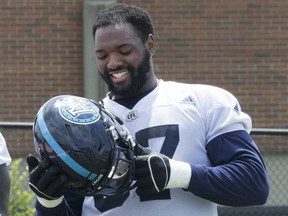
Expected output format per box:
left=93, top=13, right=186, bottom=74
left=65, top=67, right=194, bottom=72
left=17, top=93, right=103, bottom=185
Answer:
left=98, top=99, right=137, bottom=150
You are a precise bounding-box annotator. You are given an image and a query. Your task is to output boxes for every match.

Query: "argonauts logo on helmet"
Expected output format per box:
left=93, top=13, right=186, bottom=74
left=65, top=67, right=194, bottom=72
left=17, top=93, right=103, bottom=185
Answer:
left=58, top=96, right=100, bottom=124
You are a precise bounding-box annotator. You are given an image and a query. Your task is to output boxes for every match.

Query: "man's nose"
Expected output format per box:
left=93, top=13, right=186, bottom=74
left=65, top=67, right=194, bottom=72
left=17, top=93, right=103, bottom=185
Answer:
left=107, top=54, right=123, bottom=70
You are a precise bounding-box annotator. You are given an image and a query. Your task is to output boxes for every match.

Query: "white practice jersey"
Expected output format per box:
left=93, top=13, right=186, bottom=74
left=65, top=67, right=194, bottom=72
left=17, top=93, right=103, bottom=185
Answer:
left=0, top=132, right=11, bottom=165
left=81, top=80, right=252, bottom=216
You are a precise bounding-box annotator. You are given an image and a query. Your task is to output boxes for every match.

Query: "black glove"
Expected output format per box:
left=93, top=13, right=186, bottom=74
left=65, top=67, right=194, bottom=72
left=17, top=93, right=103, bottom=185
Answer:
left=134, top=143, right=192, bottom=196
left=133, top=142, right=152, bottom=156
left=27, top=154, right=68, bottom=200
left=134, top=151, right=171, bottom=196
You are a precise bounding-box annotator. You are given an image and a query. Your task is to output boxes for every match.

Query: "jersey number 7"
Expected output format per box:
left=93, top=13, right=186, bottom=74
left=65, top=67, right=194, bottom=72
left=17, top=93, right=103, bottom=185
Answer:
left=94, top=124, right=180, bottom=211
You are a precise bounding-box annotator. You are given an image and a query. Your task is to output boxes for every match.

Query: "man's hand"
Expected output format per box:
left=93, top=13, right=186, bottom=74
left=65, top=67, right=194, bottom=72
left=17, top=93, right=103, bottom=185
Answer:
left=135, top=153, right=171, bottom=196
left=134, top=144, right=192, bottom=196
left=27, top=154, right=68, bottom=200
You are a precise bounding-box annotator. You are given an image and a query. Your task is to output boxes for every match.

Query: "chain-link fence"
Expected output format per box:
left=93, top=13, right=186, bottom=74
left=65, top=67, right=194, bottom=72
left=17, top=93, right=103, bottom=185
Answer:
left=1, top=124, right=288, bottom=216
left=218, top=153, right=288, bottom=216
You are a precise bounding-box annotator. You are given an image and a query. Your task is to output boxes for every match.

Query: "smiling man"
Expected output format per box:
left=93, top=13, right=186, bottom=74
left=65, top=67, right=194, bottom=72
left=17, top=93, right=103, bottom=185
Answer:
left=29, top=3, right=269, bottom=216
left=95, top=22, right=157, bottom=100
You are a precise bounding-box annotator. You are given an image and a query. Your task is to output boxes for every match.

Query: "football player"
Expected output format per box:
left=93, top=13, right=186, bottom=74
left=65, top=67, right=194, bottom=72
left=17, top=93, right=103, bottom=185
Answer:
left=0, top=132, right=11, bottom=216
left=28, top=3, right=269, bottom=216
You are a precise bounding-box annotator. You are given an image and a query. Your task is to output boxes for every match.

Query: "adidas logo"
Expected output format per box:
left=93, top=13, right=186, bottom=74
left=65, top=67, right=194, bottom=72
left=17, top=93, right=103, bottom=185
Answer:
left=233, top=104, right=240, bottom=115
left=180, top=96, right=195, bottom=105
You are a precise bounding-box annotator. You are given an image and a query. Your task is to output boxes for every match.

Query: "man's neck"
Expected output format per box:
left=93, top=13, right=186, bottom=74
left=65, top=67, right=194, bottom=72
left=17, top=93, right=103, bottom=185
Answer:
left=112, top=79, right=160, bottom=109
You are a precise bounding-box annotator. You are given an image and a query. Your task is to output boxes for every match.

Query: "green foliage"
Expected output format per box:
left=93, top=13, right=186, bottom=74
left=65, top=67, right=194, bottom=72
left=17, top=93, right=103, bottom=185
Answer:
left=9, top=158, right=35, bottom=216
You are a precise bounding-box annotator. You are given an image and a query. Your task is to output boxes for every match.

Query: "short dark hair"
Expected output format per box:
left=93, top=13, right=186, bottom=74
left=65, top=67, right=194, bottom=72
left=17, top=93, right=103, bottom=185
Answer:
left=93, top=3, right=154, bottom=43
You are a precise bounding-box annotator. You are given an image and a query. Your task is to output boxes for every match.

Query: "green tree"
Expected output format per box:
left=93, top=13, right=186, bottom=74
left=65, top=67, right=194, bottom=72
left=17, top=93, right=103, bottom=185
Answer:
left=9, top=158, right=35, bottom=216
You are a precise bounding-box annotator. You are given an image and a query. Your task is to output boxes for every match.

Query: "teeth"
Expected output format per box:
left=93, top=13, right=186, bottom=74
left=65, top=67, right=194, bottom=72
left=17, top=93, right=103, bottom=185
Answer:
left=111, top=71, right=127, bottom=78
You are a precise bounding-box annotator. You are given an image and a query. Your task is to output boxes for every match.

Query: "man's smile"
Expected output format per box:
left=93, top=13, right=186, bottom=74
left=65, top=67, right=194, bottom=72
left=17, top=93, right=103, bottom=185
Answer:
left=109, top=70, right=129, bottom=84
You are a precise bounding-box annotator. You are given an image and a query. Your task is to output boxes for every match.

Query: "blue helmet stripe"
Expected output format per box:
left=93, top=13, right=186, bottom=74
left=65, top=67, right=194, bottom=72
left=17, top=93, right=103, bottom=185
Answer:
left=37, top=107, right=97, bottom=181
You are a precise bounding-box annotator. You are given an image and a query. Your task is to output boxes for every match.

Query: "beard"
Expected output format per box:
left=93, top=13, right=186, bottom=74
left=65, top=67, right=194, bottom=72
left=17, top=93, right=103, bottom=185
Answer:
left=100, top=49, right=151, bottom=98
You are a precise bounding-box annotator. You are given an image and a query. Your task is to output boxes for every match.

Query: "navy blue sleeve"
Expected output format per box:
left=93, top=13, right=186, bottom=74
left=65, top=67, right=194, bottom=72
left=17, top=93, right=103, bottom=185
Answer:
left=188, top=130, right=269, bottom=207
left=34, top=191, right=84, bottom=216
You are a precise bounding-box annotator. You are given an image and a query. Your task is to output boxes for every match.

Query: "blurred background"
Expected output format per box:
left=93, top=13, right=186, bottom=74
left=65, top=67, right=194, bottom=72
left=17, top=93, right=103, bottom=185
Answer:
left=0, top=0, right=287, bottom=215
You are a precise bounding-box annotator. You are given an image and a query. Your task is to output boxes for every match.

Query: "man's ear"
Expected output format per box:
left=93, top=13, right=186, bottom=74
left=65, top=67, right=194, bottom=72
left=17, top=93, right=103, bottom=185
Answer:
left=146, top=34, right=155, bottom=55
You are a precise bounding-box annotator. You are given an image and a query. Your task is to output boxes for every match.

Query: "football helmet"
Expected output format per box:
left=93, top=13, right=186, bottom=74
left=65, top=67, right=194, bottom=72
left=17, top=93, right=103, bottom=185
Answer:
left=33, top=95, right=136, bottom=197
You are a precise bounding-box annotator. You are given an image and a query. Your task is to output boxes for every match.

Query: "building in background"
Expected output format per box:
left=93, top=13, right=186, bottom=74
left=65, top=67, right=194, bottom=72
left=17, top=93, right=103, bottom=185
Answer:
left=0, top=0, right=287, bottom=214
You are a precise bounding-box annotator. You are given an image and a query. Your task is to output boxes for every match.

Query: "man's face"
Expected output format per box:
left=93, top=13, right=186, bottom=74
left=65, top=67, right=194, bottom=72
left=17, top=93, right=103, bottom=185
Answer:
left=94, top=23, right=151, bottom=98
